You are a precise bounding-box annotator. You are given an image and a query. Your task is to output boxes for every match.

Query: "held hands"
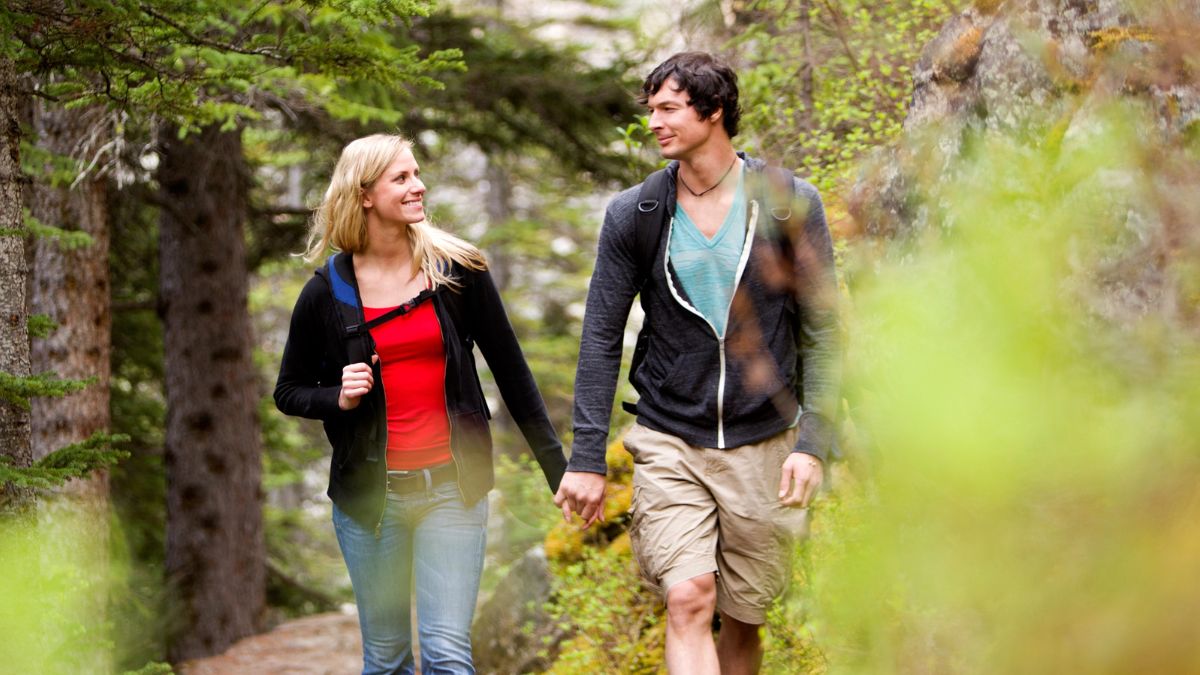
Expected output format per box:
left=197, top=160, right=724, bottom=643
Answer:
left=338, top=355, right=379, bottom=411
left=554, top=471, right=607, bottom=529
left=779, top=452, right=823, bottom=508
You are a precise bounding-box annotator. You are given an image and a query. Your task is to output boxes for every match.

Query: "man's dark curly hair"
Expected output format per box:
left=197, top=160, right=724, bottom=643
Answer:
left=638, top=51, right=741, bottom=139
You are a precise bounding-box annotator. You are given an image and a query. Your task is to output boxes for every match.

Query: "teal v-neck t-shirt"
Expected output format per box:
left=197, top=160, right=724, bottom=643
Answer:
left=669, top=167, right=747, bottom=337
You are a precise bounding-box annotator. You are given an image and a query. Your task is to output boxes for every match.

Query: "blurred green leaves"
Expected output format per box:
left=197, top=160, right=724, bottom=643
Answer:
left=822, top=98, right=1200, bottom=673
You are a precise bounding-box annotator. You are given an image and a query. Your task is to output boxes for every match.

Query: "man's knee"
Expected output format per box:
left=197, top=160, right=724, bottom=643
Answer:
left=666, top=574, right=717, bottom=623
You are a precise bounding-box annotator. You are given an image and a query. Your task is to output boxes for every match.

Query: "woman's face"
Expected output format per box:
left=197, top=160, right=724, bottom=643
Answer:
left=362, top=148, right=426, bottom=226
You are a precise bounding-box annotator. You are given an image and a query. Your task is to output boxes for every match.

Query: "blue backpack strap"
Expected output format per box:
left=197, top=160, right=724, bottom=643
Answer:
left=323, top=253, right=373, bottom=368
left=320, top=252, right=382, bottom=453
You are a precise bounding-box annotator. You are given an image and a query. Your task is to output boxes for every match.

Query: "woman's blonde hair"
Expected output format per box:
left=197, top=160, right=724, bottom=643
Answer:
left=302, top=133, right=486, bottom=289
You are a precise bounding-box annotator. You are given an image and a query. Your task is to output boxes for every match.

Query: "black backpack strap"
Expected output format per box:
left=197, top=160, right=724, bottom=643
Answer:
left=359, top=288, right=436, bottom=331
left=626, top=168, right=672, bottom=399
left=322, top=252, right=374, bottom=366
left=633, top=168, right=671, bottom=292
left=318, top=252, right=384, bottom=455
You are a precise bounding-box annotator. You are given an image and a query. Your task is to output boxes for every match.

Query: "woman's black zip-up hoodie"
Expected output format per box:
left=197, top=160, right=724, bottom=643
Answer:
left=274, top=252, right=566, bottom=527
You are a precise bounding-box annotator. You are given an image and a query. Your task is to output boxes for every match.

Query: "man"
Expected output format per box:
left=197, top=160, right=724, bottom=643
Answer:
left=554, top=51, right=840, bottom=674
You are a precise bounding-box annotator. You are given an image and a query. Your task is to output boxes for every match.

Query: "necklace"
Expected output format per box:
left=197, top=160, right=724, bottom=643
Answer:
left=677, top=156, right=738, bottom=198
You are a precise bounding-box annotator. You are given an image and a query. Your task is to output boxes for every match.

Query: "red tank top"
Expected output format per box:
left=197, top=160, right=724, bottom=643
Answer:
left=363, top=300, right=452, bottom=470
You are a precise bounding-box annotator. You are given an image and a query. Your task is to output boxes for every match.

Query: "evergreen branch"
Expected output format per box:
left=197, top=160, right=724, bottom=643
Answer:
left=0, top=372, right=95, bottom=409
left=138, top=4, right=291, bottom=64
left=0, top=432, right=131, bottom=491
left=27, top=314, right=57, bottom=339
left=23, top=210, right=94, bottom=249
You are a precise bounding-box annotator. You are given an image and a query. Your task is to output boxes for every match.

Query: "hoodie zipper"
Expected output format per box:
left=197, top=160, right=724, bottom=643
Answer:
left=431, top=292, right=466, bottom=504
left=662, top=200, right=759, bottom=448
left=372, top=339, right=388, bottom=539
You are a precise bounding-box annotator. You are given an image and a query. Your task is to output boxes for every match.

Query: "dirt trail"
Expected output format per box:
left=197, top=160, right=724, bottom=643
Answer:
left=180, top=611, right=362, bottom=674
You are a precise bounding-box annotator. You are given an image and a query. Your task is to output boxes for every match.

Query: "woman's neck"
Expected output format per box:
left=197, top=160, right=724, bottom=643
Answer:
left=360, top=221, right=415, bottom=273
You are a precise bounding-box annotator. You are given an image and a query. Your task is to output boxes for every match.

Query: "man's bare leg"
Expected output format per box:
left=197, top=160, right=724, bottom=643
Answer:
left=716, top=610, right=764, bottom=675
left=664, top=574, right=719, bottom=674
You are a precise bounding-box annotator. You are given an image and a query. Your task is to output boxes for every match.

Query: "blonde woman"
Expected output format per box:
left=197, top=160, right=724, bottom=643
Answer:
left=274, top=134, right=566, bottom=674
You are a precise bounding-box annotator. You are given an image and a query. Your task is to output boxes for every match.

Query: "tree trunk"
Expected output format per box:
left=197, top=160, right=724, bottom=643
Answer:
left=158, top=123, right=265, bottom=661
left=27, top=101, right=114, bottom=671
left=29, top=103, right=112, bottom=465
left=799, top=0, right=816, bottom=135
left=0, top=56, right=33, bottom=503
left=483, top=158, right=517, bottom=451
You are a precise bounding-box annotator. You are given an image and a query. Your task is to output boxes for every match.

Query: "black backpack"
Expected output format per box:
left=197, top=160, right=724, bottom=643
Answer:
left=630, top=164, right=797, bottom=292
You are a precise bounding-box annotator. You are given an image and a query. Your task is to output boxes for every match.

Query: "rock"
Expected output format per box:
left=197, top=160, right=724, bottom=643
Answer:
left=472, top=545, right=563, bottom=675
left=852, top=0, right=1197, bottom=236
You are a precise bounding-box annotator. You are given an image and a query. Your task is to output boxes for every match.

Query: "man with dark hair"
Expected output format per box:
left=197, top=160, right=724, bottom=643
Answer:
left=555, top=51, right=840, bottom=674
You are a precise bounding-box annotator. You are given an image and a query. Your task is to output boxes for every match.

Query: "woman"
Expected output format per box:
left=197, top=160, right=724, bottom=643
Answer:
left=274, top=134, right=566, bottom=674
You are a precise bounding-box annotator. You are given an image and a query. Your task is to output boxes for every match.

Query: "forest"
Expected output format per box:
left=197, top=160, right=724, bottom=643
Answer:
left=2, top=0, right=1198, bottom=673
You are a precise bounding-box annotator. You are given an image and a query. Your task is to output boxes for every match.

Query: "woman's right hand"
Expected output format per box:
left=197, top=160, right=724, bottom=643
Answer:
left=338, top=355, right=379, bottom=410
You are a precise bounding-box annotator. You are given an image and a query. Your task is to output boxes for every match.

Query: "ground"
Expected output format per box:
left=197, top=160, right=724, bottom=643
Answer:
left=180, top=611, right=362, bottom=674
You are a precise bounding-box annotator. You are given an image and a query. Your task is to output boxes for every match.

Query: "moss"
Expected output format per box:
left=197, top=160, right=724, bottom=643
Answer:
left=544, top=522, right=586, bottom=562
left=603, top=483, right=633, bottom=522
left=1088, top=26, right=1157, bottom=53
left=973, top=0, right=1005, bottom=16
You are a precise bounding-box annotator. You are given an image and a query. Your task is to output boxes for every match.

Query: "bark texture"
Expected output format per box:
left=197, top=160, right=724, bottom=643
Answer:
left=27, top=100, right=115, bottom=672
left=29, top=103, right=112, bottom=465
left=159, top=123, right=265, bottom=661
left=0, top=56, right=33, bottom=497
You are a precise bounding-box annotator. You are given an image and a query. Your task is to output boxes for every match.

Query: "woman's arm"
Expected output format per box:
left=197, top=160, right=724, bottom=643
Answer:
left=273, top=276, right=345, bottom=421
left=467, top=269, right=567, bottom=493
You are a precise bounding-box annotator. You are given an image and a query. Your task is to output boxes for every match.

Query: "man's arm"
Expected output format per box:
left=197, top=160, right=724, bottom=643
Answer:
left=783, top=180, right=841, bottom=505
left=558, top=189, right=642, bottom=526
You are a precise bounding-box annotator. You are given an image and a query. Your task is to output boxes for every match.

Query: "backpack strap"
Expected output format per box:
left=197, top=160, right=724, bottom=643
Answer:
left=322, top=253, right=375, bottom=366
left=633, top=168, right=672, bottom=292
left=318, top=252, right=386, bottom=456
left=624, top=168, right=672, bottom=399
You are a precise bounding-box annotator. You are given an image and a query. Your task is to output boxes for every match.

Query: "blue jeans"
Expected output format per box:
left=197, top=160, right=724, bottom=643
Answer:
left=332, top=481, right=488, bottom=675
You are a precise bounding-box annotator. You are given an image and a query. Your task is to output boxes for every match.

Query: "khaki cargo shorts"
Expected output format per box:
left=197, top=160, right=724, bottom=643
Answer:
left=623, top=422, right=810, bottom=625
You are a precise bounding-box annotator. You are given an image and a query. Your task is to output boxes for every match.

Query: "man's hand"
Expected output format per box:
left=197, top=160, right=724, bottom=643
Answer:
left=779, top=452, right=823, bottom=507
left=338, top=355, right=379, bottom=411
left=554, top=471, right=607, bottom=529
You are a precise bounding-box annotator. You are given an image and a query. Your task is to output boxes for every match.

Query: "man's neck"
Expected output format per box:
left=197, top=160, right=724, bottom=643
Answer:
left=676, top=140, right=738, bottom=198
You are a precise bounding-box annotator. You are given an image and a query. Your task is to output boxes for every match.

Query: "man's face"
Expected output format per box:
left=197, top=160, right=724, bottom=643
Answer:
left=645, top=77, right=722, bottom=160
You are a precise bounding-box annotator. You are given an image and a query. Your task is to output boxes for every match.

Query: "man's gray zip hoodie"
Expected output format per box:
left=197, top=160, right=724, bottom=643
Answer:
left=569, top=154, right=841, bottom=474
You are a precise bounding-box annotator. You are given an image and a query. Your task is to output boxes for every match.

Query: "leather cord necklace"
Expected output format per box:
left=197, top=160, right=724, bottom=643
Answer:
left=677, top=155, right=738, bottom=198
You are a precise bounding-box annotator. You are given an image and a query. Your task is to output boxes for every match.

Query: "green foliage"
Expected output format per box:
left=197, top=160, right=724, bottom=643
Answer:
left=22, top=210, right=96, bottom=249
left=0, top=508, right=114, bottom=672
left=27, top=314, right=57, bottom=339
left=494, top=454, right=562, bottom=554
left=544, top=545, right=663, bottom=674
left=0, top=432, right=129, bottom=492
left=0, top=371, right=93, bottom=409
left=819, top=97, right=1200, bottom=672
left=734, top=0, right=957, bottom=194
left=1, top=0, right=460, bottom=130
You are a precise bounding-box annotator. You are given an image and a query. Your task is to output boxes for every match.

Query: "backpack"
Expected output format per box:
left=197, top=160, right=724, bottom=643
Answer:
left=320, top=252, right=436, bottom=365
left=317, top=252, right=435, bottom=457
left=625, top=163, right=797, bottom=396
